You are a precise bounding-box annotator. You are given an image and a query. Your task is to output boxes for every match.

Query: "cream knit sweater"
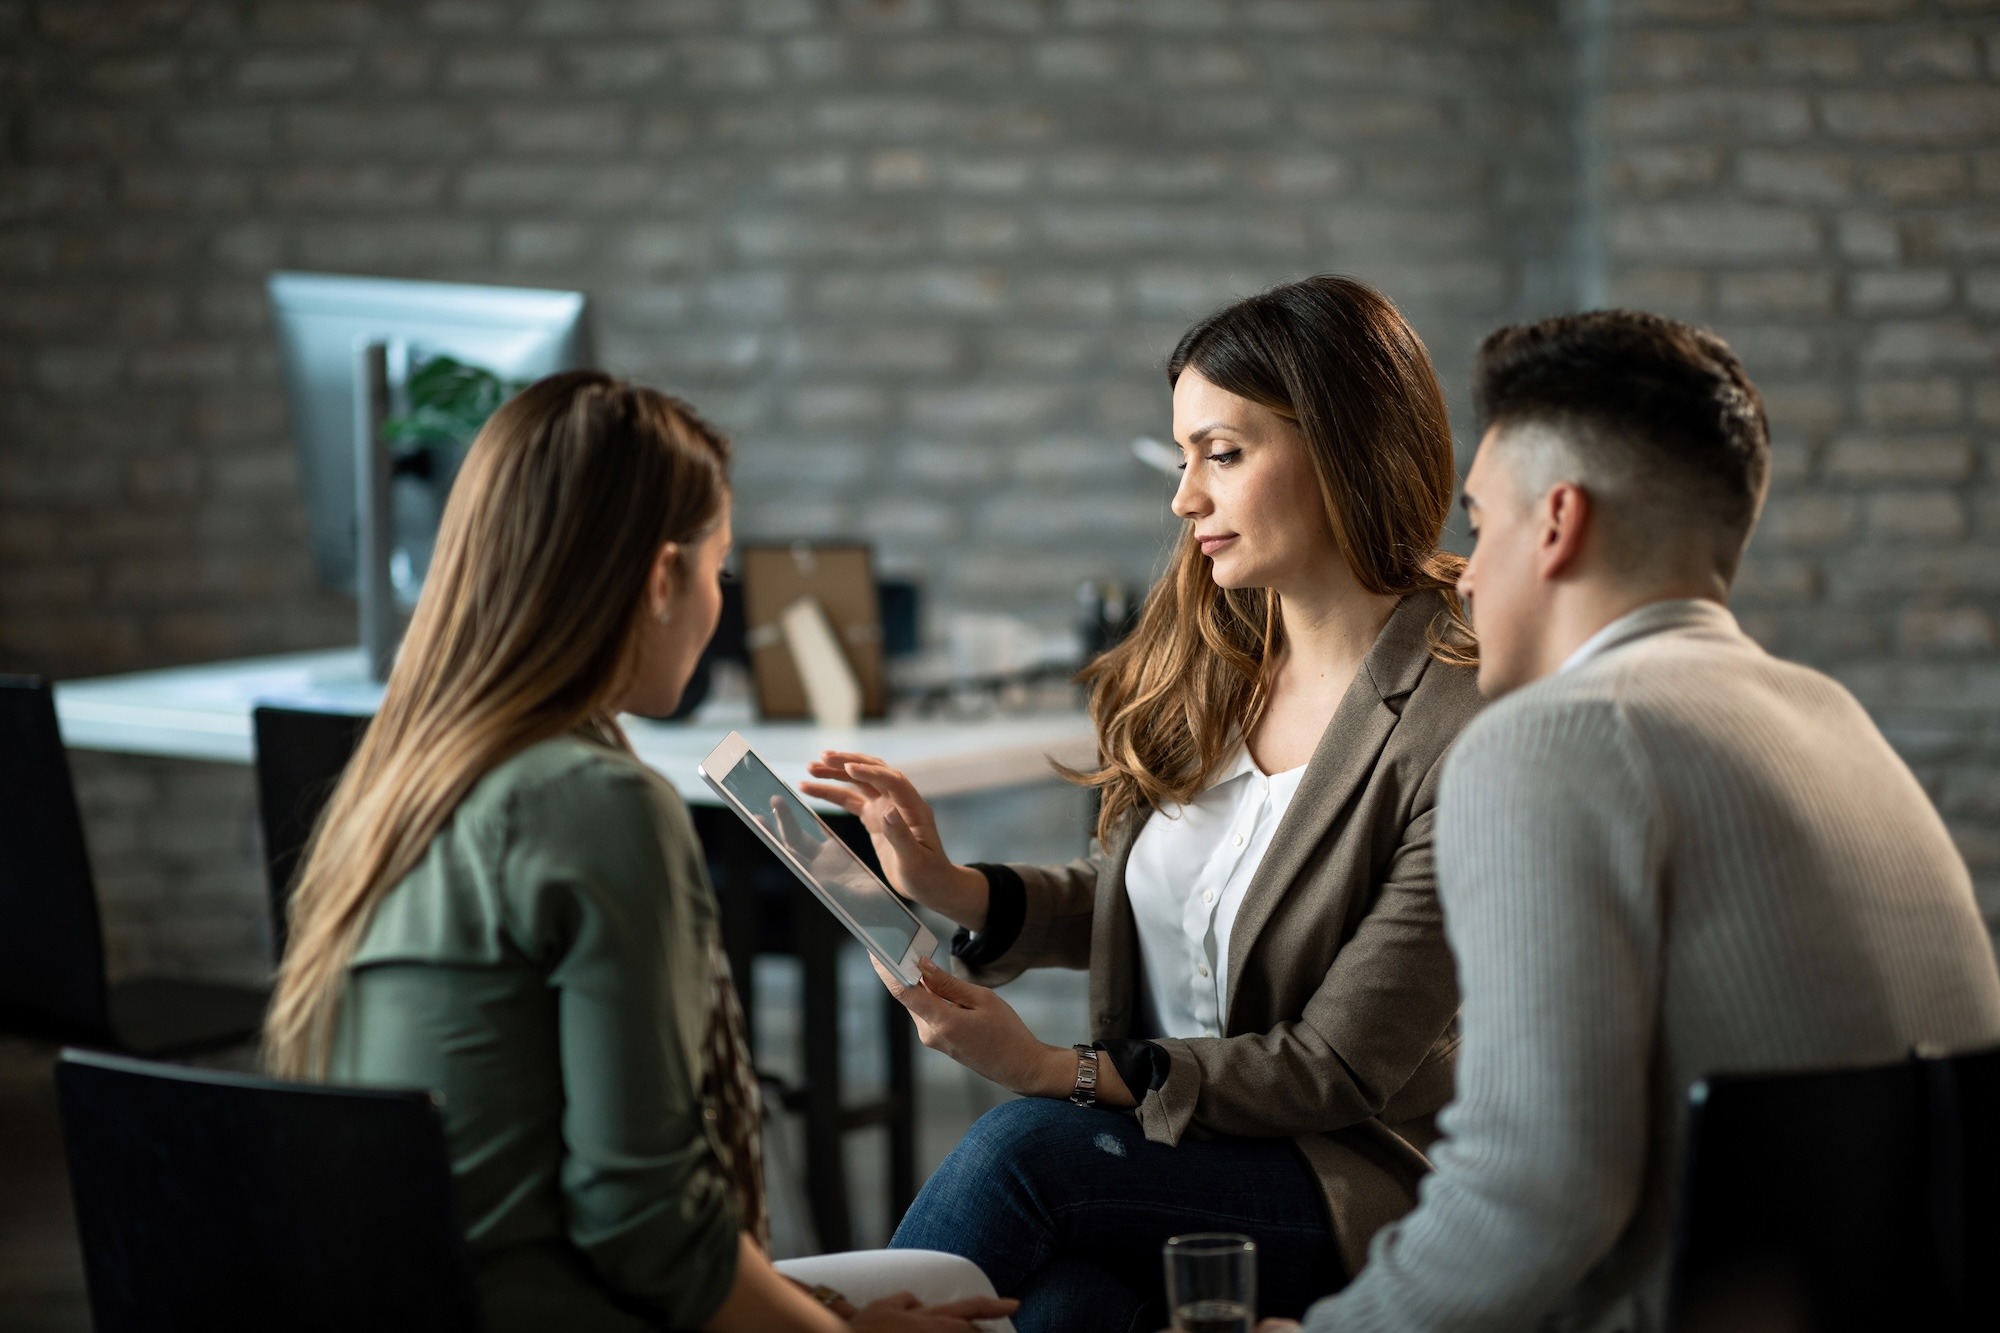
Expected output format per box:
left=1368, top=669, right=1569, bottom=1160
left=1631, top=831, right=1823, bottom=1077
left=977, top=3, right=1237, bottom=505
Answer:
left=1309, top=599, right=2000, bottom=1333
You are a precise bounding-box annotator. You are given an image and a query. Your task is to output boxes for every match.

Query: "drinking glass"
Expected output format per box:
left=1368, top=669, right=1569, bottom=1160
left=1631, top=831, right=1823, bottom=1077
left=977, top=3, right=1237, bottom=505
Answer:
left=1164, top=1232, right=1256, bottom=1333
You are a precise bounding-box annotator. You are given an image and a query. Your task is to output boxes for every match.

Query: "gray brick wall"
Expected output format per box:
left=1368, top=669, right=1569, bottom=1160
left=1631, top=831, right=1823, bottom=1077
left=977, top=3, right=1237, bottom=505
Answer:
left=4, top=0, right=1996, bottom=979
left=2, top=0, right=1573, bottom=980
left=1594, top=0, right=2000, bottom=928
left=65, top=749, right=272, bottom=987
left=2, top=0, right=1573, bottom=682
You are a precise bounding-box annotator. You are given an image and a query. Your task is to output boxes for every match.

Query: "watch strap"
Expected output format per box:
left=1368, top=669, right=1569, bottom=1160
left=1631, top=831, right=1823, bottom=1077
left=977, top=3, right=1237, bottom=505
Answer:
left=1068, top=1042, right=1100, bottom=1107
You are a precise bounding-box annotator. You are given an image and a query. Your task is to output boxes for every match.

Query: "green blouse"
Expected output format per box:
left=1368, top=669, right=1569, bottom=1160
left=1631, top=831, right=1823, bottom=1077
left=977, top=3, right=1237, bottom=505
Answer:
left=329, top=732, right=741, bottom=1333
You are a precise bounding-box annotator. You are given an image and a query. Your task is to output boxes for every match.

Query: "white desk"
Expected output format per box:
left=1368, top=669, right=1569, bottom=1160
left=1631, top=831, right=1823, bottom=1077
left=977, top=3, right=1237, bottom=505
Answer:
left=52, top=648, right=1098, bottom=806
left=54, top=646, right=1095, bottom=1251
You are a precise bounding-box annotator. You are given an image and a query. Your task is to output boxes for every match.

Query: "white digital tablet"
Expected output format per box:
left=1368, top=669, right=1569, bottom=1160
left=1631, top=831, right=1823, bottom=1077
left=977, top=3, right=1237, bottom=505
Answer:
left=699, top=731, right=937, bottom=987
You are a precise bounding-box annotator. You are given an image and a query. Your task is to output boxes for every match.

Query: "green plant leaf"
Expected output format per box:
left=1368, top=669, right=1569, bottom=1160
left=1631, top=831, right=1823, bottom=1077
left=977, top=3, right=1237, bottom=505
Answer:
left=381, top=355, right=523, bottom=451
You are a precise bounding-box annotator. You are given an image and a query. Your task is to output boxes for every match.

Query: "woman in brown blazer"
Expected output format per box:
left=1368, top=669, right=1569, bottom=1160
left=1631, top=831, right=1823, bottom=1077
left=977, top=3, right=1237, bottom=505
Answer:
left=805, top=276, right=1483, bottom=1332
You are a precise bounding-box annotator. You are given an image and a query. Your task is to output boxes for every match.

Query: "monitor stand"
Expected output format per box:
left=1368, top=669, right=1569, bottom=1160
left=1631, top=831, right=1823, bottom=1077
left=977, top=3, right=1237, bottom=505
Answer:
left=353, top=340, right=396, bottom=684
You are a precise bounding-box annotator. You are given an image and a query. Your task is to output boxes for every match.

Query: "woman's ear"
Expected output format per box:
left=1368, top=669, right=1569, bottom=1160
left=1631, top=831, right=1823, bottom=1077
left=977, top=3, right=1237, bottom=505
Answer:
left=648, top=540, right=683, bottom=619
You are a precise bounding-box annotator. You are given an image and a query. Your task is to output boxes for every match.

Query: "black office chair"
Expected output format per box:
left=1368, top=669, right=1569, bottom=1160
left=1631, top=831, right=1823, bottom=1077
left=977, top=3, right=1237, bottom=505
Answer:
left=1669, top=1041, right=2000, bottom=1332
left=55, top=1047, right=481, bottom=1333
left=251, top=704, right=371, bottom=958
left=697, top=806, right=918, bottom=1252
left=0, top=676, right=267, bottom=1056
left=1948, top=1042, right=2000, bottom=1306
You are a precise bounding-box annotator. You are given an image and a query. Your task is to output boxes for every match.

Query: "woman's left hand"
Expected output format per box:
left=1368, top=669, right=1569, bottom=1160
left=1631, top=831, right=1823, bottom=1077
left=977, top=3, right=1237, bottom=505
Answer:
left=872, top=957, right=1073, bottom=1098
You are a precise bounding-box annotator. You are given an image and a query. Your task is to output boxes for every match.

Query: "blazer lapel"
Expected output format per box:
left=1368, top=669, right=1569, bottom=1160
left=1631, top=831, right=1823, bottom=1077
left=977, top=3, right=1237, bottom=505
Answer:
left=1090, top=819, right=1143, bottom=1036
left=1221, top=592, right=1439, bottom=1024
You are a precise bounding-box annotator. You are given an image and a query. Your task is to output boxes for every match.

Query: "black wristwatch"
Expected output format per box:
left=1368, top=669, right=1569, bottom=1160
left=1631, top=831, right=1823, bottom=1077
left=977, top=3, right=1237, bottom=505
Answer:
left=1069, top=1043, right=1100, bottom=1107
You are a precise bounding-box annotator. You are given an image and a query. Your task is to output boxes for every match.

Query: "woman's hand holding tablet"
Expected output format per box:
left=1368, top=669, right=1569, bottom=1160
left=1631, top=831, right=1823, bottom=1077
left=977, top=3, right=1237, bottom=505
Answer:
left=810, top=748, right=1138, bottom=1110
left=867, top=955, right=1080, bottom=1100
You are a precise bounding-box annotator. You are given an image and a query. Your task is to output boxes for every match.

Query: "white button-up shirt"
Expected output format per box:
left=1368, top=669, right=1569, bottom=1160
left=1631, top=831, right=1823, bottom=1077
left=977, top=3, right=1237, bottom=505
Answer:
left=1124, top=746, right=1309, bottom=1039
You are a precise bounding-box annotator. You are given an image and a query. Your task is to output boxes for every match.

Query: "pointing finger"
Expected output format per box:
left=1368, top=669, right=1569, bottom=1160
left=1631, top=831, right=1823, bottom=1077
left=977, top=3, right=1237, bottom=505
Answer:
left=817, top=749, right=890, bottom=772
left=844, top=763, right=935, bottom=831
left=796, top=781, right=867, bottom=815
left=803, top=765, right=885, bottom=804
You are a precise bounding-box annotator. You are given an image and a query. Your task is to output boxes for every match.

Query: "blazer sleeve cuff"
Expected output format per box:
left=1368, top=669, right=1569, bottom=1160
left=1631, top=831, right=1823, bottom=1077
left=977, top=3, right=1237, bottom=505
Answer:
left=1134, top=1036, right=1203, bottom=1146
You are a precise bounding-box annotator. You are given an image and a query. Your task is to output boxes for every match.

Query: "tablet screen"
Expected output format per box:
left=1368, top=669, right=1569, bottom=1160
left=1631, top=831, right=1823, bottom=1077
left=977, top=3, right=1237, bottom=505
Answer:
left=714, top=748, right=922, bottom=963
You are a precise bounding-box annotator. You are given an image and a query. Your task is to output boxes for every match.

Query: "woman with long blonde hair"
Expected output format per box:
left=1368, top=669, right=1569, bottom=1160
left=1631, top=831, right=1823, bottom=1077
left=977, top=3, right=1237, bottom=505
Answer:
left=804, top=276, right=1485, bottom=1331
left=267, top=372, right=1013, bottom=1333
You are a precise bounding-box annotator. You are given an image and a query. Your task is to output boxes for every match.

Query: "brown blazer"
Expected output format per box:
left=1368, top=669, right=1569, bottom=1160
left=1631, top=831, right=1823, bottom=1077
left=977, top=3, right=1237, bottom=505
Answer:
left=966, top=591, right=1484, bottom=1274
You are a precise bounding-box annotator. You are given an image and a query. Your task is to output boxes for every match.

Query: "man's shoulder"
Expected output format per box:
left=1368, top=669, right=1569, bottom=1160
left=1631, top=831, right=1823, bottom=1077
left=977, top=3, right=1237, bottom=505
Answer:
left=1439, top=677, right=1644, bottom=828
left=1452, top=628, right=1872, bottom=787
left=1573, top=625, right=1866, bottom=742
left=1454, top=668, right=1628, bottom=759
left=1440, top=645, right=1731, bottom=798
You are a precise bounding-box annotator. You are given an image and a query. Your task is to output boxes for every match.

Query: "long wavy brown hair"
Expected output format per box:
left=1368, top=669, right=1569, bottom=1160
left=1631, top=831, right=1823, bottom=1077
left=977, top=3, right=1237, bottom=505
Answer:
left=1070, top=275, right=1474, bottom=845
left=265, top=371, right=730, bottom=1078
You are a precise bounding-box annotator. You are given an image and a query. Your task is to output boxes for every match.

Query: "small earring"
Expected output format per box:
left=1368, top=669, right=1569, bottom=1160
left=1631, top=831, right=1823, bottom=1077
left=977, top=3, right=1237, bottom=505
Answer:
left=656, top=608, right=672, bottom=626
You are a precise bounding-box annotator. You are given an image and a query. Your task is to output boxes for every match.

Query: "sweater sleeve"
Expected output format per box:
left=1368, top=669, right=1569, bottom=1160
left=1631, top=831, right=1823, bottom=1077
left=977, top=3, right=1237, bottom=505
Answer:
left=1307, top=697, right=1663, bottom=1333
left=504, top=759, right=742, bottom=1331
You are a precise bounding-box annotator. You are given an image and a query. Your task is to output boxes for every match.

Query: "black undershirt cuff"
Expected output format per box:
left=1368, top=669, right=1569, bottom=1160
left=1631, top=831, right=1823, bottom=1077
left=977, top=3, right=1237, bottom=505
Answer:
left=1096, top=1038, right=1172, bottom=1098
left=951, top=863, right=1026, bottom=968
left=950, top=866, right=1169, bottom=1103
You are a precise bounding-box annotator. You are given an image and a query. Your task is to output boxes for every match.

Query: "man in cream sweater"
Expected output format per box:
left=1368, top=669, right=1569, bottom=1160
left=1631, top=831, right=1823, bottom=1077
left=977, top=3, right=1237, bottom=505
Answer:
left=1282, top=311, right=2000, bottom=1332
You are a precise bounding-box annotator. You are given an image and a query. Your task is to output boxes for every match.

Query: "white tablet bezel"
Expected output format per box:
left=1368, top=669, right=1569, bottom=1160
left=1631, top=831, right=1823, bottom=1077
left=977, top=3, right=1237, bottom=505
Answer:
left=698, top=731, right=935, bottom=987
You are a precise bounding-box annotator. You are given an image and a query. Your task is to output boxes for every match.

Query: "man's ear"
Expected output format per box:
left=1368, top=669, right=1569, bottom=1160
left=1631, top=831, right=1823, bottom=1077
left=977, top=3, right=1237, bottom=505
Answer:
left=1536, top=482, right=1592, bottom=582
left=647, top=540, right=683, bottom=616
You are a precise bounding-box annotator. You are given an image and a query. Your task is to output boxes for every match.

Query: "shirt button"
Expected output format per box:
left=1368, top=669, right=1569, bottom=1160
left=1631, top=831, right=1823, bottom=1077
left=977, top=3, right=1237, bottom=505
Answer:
left=1197, top=963, right=1211, bottom=978
left=1232, top=834, right=1245, bottom=848
left=1202, top=889, right=1217, bottom=905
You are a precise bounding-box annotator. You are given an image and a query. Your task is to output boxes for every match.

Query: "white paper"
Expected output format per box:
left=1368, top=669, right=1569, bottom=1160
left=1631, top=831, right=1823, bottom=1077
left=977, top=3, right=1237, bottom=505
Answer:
left=780, top=595, right=863, bottom=729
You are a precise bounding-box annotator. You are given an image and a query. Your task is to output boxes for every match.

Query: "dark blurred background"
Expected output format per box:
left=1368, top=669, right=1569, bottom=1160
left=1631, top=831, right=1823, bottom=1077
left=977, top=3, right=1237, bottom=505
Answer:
left=7, top=0, right=1995, bottom=980
left=2, top=5, right=1998, bottom=1318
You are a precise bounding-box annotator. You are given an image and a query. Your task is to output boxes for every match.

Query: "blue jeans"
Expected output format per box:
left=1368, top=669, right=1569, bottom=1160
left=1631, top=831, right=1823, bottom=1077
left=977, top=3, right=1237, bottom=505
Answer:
left=890, top=1099, right=1344, bottom=1333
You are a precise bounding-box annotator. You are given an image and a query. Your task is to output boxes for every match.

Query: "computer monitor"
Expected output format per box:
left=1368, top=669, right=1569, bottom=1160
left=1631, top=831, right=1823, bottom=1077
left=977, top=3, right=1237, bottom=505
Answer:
left=267, top=272, right=591, bottom=601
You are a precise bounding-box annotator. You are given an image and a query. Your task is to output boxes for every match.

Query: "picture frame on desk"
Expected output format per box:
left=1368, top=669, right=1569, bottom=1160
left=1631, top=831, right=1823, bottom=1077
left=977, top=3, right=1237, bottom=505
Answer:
left=740, top=544, right=889, bottom=721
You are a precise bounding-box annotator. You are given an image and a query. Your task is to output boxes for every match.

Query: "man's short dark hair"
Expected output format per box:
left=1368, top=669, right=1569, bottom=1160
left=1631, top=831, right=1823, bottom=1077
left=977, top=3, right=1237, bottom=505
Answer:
left=1473, top=310, right=1771, bottom=580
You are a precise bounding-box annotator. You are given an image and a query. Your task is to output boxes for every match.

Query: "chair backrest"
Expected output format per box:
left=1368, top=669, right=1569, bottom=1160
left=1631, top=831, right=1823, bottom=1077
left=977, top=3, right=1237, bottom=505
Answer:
left=0, top=676, right=114, bottom=1044
left=1669, top=1042, right=2000, bottom=1332
left=1944, top=1043, right=2000, bottom=1299
left=251, top=705, right=370, bottom=959
left=56, top=1048, right=482, bottom=1333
